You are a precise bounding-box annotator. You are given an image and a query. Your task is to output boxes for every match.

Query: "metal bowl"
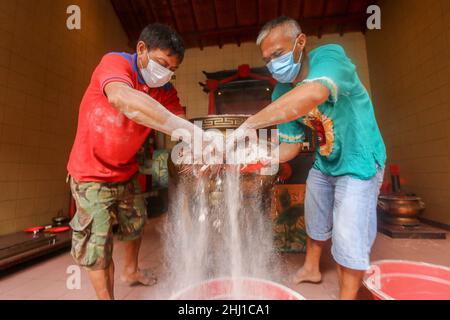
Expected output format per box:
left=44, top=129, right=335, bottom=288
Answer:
left=168, top=114, right=278, bottom=211
left=378, top=195, right=425, bottom=226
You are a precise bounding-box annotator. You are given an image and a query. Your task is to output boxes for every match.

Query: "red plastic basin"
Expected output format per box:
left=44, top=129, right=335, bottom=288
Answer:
left=363, top=260, right=450, bottom=300
left=170, top=277, right=306, bottom=300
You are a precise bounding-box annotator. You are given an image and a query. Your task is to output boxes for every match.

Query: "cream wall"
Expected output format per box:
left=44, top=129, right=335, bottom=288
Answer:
left=0, top=0, right=128, bottom=235
left=366, top=0, right=450, bottom=225
left=173, top=32, right=372, bottom=119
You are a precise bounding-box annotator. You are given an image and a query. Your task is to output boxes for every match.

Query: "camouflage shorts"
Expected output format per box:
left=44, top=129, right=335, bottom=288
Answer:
left=69, top=175, right=147, bottom=270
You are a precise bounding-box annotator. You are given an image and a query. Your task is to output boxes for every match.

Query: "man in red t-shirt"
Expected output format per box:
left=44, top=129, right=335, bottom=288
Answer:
left=67, top=24, right=200, bottom=300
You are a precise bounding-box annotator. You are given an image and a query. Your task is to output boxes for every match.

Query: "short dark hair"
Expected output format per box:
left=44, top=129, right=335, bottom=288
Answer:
left=138, top=23, right=185, bottom=62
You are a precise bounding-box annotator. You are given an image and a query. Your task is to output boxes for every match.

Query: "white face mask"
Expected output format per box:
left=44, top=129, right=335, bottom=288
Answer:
left=139, top=53, right=174, bottom=88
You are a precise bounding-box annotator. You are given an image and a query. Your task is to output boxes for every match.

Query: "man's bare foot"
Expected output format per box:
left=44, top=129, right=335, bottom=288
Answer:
left=291, top=267, right=322, bottom=284
left=121, top=269, right=158, bottom=286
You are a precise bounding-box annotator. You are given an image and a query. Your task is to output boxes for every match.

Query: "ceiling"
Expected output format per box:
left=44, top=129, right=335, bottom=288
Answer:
left=111, top=0, right=376, bottom=49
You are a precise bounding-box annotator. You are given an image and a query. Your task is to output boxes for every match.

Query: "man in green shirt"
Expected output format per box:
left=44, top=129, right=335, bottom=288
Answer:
left=236, top=17, right=386, bottom=299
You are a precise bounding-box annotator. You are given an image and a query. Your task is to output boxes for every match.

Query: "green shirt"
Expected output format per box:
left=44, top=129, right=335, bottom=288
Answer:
left=274, top=44, right=386, bottom=180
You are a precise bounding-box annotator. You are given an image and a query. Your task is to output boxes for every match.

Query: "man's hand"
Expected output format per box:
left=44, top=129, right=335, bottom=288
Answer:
left=224, top=122, right=281, bottom=174
left=174, top=130, right=224, bottom=177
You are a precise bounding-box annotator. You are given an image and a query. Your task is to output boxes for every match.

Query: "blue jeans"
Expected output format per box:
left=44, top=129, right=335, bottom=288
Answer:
left=305, top=166, right=384, bottom=270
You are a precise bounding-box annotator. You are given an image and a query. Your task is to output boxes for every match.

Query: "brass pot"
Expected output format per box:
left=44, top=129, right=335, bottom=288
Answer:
left=168, top=114, right=249, bottom=180
left=168, top=114, right=278, bottom=209
left=378, top=195, right=426, bottom=226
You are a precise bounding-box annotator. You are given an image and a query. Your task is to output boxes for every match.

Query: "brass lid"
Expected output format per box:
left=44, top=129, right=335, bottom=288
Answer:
left=189, top=114, right=250, bottom=130
left=379, top=194, right=422, bottom=201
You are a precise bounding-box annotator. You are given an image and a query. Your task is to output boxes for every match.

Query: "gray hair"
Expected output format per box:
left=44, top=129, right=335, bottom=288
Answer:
left=256, top=16, right=302, bottom=46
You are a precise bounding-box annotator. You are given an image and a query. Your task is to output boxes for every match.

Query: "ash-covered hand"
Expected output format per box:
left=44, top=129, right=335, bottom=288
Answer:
left=174, top=130, right=225, bottom=177
left=226, top=122, right=279, bottom=173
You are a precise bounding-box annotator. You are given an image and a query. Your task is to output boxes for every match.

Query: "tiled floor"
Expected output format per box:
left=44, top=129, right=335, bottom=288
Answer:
left=0, top=215, right=449, bottom=300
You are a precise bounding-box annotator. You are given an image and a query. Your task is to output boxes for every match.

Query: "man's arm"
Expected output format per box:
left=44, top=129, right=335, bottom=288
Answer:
left=278, top=142, right=302, bottom=163
left=243, top=82, right=329, bottom=130
left=104, top=82, right=198, bottom=139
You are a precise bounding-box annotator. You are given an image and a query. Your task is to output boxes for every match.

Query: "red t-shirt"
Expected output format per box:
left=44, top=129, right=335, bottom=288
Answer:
left=67, top=52, right=185, bottom=182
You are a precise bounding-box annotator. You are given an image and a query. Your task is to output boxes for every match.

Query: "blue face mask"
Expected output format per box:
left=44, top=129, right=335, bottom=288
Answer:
left=267, top=39, right=303, bottom=83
